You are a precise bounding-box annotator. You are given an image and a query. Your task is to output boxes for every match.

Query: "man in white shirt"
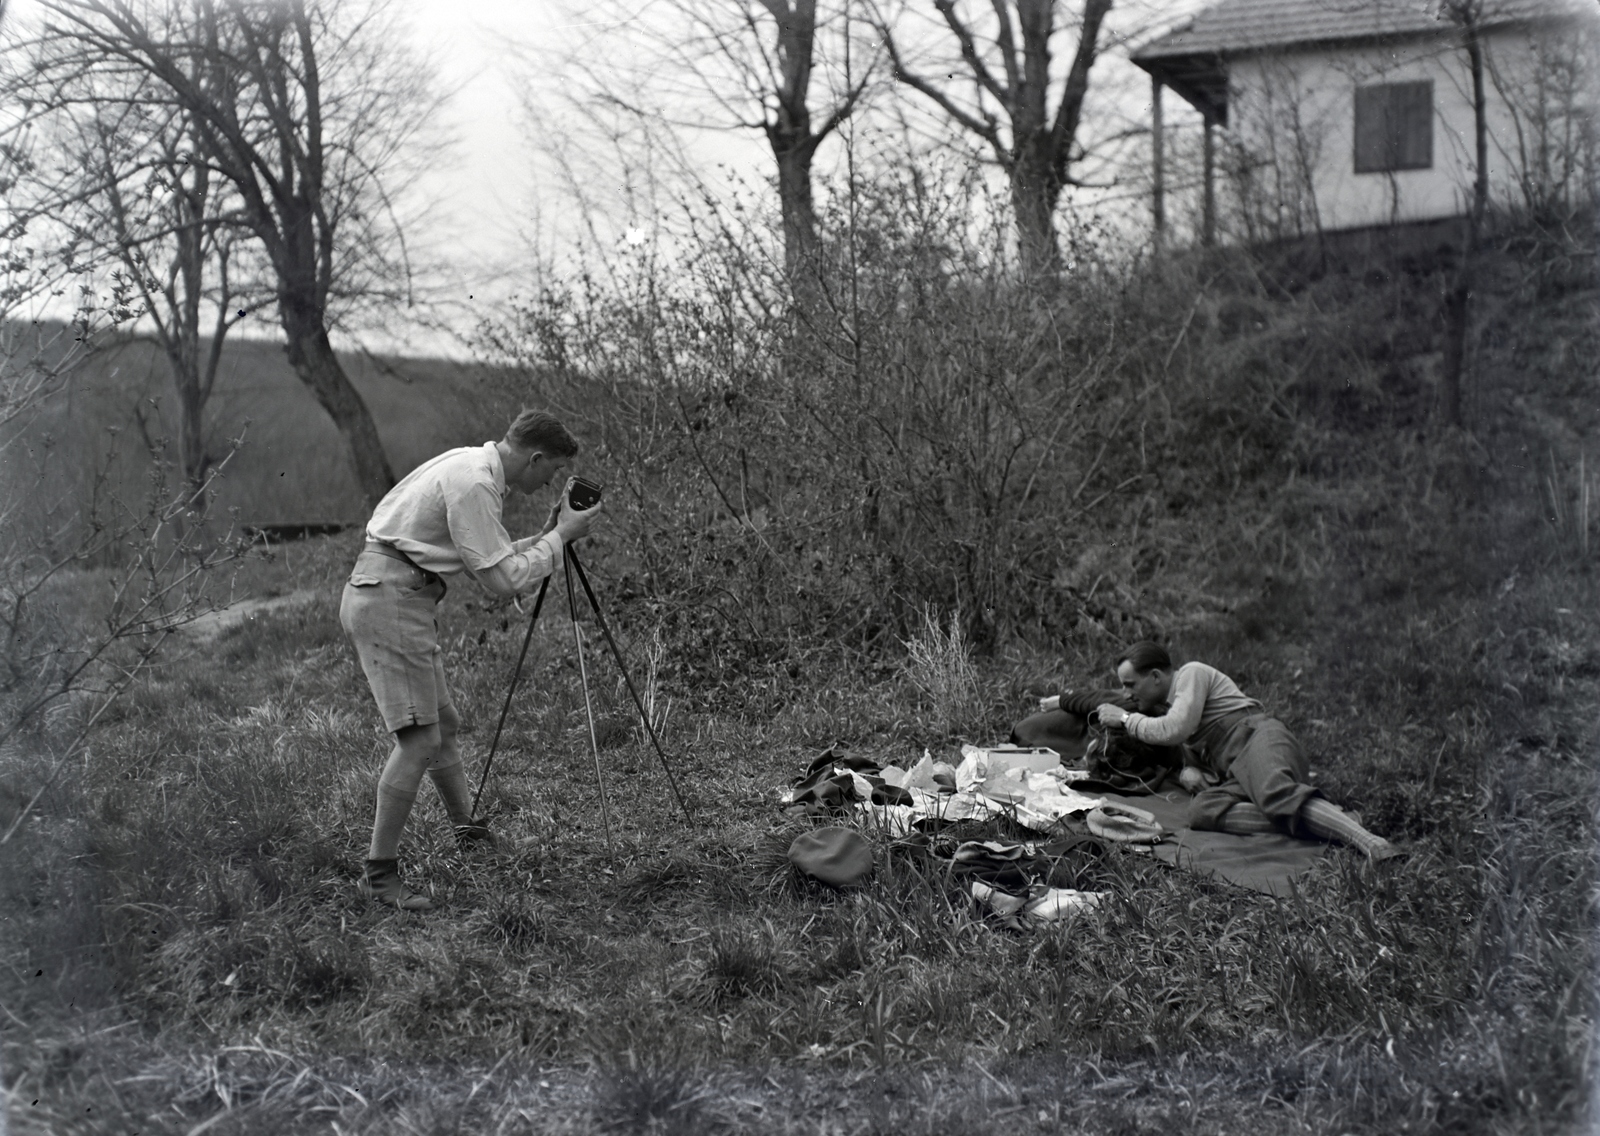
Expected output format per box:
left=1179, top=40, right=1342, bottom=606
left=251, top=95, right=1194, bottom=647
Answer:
left=340, top=409, right=602, bottom=909
left=1094, top=642, right=1400, bottom=860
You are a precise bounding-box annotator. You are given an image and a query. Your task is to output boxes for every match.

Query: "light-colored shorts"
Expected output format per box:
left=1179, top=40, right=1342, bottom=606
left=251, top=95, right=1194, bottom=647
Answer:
left=339, top=549, right=450, bottom=733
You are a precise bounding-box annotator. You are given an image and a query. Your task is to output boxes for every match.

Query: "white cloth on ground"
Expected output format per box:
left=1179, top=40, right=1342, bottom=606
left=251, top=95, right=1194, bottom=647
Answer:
left=853, top=745, right=1105, bottom=837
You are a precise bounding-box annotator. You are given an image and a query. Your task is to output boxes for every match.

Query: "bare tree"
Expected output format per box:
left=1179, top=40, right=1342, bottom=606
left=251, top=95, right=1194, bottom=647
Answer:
left=545, top=0, right=873, bottom=300
left=1485, top=14, right=1598, bottom=226
left=32, top=0, right=438, bottom=506
left=106, top=111, right=252, bottom=503
left=879, top=0, right=1114, bottom=277
left=21, top=75, right=259, bottom=505
left=1437, top=0, right=1491, bottom=429
left=757, top=0, right=874, bottom=288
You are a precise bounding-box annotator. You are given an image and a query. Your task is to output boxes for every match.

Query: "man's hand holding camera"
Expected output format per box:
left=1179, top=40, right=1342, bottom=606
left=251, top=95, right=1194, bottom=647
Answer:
left=552, top=478, right=603, bottom=544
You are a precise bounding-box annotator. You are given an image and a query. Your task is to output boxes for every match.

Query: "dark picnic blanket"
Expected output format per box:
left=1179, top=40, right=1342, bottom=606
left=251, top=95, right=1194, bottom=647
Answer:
left=1093, top=787, right=1327, bottom=896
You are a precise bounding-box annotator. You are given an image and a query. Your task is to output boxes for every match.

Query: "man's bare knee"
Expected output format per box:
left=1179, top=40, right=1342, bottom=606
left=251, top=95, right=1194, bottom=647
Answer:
left=395, top=722, right=442, bottom=761
left=429, top=706, right=462, bottom=772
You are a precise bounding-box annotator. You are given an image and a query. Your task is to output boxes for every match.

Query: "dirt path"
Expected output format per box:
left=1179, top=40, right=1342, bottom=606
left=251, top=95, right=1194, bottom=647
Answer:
left=179, top=589, right=319, bottom=641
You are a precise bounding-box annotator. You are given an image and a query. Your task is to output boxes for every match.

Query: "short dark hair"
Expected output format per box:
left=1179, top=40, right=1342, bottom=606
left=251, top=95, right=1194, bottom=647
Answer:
left=506, top=409, right=579, bottom=457
left=1118, top=641, right=1171, bottom=675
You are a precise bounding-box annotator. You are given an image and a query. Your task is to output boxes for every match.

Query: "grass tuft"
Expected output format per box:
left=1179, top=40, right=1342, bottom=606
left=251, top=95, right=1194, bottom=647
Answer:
left=483, top=893, right=549, bottom=949
left=900, top=604, right=984, bottom=739
left=703, top=923, right=787, bottom=1003
left=592, top=1054, right=713, bottom=1135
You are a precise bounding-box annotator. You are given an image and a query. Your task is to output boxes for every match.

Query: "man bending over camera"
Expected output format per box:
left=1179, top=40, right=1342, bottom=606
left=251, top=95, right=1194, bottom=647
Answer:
left=1096, top=642, right=1400, bottom=860
left=340, top=409, right=602, bottom=910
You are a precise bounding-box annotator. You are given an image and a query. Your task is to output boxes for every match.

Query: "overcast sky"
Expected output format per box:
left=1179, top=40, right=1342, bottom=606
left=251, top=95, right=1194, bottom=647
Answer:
left=4, top=0, right=1209, bottom=353
left=401, top=0, right=1209, bottom=339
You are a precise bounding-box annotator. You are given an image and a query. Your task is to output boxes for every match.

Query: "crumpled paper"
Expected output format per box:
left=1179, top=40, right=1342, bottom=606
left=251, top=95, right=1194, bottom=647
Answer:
left=852, top=745, right=1106, bottom=836
left=970, top=880, right=1103, bottom=923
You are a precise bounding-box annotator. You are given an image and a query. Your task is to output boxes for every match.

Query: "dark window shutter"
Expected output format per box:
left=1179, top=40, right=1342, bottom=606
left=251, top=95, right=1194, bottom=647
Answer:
left=1354, top=85, right=1389, bottom=173
left=1353, top=80, right=1433, bottom=173
left=1393, top=81, right=1433, bottom=169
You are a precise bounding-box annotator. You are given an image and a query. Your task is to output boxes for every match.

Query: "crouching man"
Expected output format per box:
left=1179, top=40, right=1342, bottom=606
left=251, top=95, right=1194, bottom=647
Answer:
left=340, top=410, right=602, bottom=910
left=1097, top=642, right=1400, bottom=860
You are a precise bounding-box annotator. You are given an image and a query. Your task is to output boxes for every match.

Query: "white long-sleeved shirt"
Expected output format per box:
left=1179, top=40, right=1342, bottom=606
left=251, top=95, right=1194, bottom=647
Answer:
left=365, top=441, right=562, bottom=596
left=1124, top=661, right=1262, bottom=758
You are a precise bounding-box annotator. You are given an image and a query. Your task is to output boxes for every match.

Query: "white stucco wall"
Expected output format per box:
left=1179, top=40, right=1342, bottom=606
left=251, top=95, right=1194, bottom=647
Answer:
left=1222, top=24, right=1583, bottom=234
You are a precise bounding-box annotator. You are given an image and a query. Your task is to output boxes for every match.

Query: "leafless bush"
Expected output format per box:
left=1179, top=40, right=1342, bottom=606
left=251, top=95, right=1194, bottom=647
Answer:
left=0, top=272, right=245, bottom=844
left=480, top=154, right=1149, bottom=655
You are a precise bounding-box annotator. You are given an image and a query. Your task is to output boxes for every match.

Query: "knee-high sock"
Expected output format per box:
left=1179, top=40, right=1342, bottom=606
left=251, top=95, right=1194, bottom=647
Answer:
left=370, top=779, right=419, bottom=860
left=1218, top=802, right=1280, bottom=834
left=428, top=759, right=474, bottom=827
left=1299, top=798, right=1396, bottom=857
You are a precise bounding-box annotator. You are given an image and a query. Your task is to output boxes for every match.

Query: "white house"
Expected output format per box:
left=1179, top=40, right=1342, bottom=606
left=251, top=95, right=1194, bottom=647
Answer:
left=1131, top=0, right=1597, bottom=242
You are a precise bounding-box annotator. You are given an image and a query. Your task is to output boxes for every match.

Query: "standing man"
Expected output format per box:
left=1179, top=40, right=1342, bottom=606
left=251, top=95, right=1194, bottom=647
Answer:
left=1097, top=642, right=1401, bottom=860
left=340, top=410, right=602, bottom=910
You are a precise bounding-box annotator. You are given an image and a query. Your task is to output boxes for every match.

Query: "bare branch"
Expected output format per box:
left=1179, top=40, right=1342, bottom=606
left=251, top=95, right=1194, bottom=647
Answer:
left=933, top=0, right=1010, bottom=105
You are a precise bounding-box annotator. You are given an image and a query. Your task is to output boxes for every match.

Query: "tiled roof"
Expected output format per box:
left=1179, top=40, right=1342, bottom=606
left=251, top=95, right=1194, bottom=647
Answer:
left=1132, top=0, right=1582, bottom=60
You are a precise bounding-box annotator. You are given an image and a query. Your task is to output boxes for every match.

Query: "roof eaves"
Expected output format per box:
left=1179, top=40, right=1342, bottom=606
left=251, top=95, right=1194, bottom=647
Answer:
left=1129, top=0, right=1579, bottom=63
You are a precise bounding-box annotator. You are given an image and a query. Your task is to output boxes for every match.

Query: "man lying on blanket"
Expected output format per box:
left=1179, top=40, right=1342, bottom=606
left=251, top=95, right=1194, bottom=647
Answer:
left=1081, top=641, right=1401, bottom=860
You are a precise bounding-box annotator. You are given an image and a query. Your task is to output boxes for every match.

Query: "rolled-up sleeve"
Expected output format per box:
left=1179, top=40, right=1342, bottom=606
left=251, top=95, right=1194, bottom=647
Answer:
left=443, top=473, right=565, bottom=596
left=1125, top=668, right=1205, bottom=746
left=475, top=532, right=564, bottom=596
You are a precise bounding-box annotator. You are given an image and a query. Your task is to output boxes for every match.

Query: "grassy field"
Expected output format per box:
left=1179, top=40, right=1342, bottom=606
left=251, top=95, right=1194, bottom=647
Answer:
left=4, top=219, right=1598, bottom=1133
left=1, top=332, right=510, bottom=549
left=4, top=461, right=1597, bottom=1134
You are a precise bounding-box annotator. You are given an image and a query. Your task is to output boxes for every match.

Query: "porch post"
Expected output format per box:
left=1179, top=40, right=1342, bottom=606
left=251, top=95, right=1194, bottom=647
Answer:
left=1203, top=113, right=1216, bottom=246
left=1152, top=74, right=1166, bottom=246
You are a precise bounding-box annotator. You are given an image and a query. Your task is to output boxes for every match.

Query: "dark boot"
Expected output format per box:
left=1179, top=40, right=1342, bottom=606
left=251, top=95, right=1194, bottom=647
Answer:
left=453, top=819, right=495, bottom=850
left=360, top=858, right=435, bottom=910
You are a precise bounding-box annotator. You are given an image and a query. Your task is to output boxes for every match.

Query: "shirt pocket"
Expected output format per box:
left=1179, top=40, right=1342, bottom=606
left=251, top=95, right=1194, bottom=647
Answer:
left=348, top=573, right=383, bottom=587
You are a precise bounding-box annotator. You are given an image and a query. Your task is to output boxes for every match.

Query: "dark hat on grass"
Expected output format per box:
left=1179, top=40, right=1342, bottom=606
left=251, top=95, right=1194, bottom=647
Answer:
left=788, top=827, right=873, bottom=887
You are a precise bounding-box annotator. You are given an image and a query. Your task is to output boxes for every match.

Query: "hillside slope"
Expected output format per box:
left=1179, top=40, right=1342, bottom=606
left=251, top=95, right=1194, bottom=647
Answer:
left=3, top=332, right=511, bottom=535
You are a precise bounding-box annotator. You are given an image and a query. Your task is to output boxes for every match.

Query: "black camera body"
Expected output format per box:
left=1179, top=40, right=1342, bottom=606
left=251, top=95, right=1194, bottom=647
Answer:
left=567, top=476, right=603, bottom=511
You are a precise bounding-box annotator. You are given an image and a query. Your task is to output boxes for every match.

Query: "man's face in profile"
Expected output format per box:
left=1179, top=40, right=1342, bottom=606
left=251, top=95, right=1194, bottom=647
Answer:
left=1117, top=661, right=1170, bottom=713
left=509, top=450, right=569, bottom=496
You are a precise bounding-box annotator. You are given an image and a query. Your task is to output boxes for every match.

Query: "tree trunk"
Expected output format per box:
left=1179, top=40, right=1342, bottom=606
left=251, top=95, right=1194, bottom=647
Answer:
left=762, top=0, right=829, bottom=307
left=771, top=130, right=822, bottom=295
left=1439, top=5, right=1487, bottom=431
left=1467, top=21, right=1488, bottom=223
left=1010, top=0, right=1058, bottom=279
left=1440, top=271, right=1469, bottom=427
left=1011, top=138, right=1060, bottom=278
left=163, top=344, right=212, bottom=500
left=280, top=303, right=395, bottom=507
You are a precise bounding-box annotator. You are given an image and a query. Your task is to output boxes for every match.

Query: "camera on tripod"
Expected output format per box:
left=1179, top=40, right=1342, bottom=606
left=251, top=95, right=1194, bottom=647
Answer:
left=567, top=476, right=603, bottom=511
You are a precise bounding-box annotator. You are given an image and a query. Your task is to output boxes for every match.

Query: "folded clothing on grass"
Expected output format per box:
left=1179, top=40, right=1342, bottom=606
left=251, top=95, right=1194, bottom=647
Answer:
left=901, top=829, right=1111, bottom=931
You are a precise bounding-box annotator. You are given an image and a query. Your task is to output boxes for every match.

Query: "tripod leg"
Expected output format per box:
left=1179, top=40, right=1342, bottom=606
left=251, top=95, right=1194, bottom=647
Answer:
left=566, top=544, right=694, bottom=824
left=472, top=575, right=550, bottom=817
left=566, top=554, right=614, bottom=846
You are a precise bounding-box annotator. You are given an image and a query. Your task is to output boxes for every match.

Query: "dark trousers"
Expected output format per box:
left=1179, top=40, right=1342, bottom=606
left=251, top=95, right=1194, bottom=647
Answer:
left=1188, top=715, right=1320, bottom=834
left=1010, top=708, right=1093, bottom=760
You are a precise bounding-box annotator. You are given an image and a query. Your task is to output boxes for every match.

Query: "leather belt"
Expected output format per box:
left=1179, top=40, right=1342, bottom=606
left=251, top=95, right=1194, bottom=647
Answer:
left=364, top=540, right=431, bottom=575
